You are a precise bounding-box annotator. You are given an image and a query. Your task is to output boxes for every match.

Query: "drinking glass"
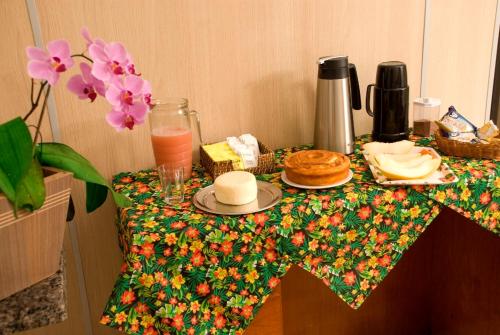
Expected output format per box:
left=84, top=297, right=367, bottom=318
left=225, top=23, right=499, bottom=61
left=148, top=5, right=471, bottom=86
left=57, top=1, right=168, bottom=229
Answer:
left=158, top=164, right=184, bottom=205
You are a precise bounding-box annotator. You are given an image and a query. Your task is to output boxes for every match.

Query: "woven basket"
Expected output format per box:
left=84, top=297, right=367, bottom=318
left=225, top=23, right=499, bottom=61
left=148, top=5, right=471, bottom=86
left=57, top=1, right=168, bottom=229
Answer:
left=200, top=141, right=275, bottom=178
left=434, top=131, right=500, bottom=160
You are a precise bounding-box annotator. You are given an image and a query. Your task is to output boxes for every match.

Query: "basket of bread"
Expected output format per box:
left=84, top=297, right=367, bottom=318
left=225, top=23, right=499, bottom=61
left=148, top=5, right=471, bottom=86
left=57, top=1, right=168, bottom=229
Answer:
left=434, top=106, right=499, bottom=160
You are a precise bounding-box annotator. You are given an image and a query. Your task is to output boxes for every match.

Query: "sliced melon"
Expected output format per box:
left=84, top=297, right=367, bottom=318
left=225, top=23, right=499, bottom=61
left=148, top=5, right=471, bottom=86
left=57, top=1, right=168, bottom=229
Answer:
left=388, top=153, right=422, bottom=162
left=363, top=140, right=415, bottom=155
left=374, top=154, right=441, bottom=180
left=375, top=153, right=433, bottom=169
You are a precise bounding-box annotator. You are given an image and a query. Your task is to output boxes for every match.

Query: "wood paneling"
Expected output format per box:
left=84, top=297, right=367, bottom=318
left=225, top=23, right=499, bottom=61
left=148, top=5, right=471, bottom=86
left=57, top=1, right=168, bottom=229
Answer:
left=429, top=209, right=500, bottom=335
left=426, top=0, right=498, bottom=126
left=0, top=1, right=84, bottom=334
left=245, top=285, right=283, bottom=335
left=0, top=0, right=52, bottom=139
left=32, top=1, right=424, bottom=334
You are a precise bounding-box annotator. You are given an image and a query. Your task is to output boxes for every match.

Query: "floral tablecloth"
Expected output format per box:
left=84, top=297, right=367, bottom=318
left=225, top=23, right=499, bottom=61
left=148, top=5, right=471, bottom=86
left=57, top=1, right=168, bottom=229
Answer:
left=101, top=135, right=499, bottom=335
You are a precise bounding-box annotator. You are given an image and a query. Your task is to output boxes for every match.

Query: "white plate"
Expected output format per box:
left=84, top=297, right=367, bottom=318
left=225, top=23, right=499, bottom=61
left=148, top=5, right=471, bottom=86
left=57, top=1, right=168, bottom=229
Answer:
left=280, top=169, right=353, bottom=189
left=192, top=181, right=282, bottom=215
left=363, top=146, right=458, bottom=185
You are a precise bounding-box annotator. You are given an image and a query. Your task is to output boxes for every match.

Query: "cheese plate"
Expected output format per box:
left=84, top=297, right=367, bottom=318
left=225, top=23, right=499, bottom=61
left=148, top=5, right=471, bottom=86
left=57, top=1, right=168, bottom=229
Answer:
left=192, top=181, right=282, bottom=215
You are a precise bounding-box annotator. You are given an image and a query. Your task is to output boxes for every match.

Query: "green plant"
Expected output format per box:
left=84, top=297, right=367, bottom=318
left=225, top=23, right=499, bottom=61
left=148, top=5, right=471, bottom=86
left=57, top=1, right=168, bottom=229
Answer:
left=0, top=28, right=153, bottom=214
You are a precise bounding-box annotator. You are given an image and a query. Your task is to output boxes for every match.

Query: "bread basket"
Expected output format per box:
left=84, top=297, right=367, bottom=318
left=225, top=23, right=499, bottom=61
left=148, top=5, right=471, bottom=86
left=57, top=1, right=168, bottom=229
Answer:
left=200, top=141, right=275, bottom=178
left=434, top=131, right=500, bottom=160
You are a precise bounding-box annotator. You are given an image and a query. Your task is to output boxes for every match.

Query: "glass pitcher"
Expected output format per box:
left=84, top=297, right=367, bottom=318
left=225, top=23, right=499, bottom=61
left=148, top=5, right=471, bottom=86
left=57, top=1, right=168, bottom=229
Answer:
left=149, top=98, right=201, bottom=179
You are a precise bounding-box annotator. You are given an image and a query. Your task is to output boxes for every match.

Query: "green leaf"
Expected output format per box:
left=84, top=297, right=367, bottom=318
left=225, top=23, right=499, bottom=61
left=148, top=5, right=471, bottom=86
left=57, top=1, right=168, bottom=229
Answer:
left=0, top=168, right=15, bottom=202
left=0, top=117, right=33, bottom=203
left=15, top=159, right=45, bottom=211
left=35, top=142, right=131, bottom=212
left=111, top=189, right=132, bottom=208
left=85, top=182, right=108, bottom=213
left=36, top=142, right=106, bottom=184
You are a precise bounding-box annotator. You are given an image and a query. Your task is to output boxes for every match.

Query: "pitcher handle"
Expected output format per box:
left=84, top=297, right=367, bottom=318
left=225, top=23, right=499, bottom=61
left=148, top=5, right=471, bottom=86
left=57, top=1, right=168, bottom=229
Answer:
left=189, top=110, right=203, bottom=144
left=366, top=84, right=375, bottom=117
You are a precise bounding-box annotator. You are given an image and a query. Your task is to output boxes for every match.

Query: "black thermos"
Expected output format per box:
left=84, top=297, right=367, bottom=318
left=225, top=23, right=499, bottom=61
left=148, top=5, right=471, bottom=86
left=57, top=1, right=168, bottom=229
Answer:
left=366, top=61, right=409, bottom=142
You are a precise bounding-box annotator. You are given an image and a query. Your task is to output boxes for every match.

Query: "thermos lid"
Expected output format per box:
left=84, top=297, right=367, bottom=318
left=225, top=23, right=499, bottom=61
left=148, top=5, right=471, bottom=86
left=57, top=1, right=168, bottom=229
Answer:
left=413, top=97, right=441, bottom=107
left=318, top=55, right=349, bottom=79
left=376, top=61, right=408, bottom=89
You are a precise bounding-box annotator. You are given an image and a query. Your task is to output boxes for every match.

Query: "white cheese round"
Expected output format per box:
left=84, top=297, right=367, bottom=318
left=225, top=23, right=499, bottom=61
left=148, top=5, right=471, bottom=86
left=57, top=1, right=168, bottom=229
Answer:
left=214, top=171, right=258, bottom=205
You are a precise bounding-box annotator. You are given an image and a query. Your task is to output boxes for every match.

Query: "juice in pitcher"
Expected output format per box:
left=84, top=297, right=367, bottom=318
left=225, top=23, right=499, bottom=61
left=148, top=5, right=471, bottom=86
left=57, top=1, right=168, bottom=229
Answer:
left=151, top=126, right=193, bottom=177
left=149, top=98, right=200, bottom=179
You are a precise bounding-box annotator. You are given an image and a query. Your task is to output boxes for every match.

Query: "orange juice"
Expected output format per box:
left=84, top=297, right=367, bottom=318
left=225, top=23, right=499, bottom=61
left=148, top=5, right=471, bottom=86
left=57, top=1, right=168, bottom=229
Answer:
left=151, top=127, right=193, bottom=177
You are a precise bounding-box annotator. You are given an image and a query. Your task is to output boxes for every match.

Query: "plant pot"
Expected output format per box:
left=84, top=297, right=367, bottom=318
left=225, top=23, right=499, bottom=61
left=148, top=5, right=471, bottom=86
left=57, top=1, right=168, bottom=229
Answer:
left=0, top=167, right=72, bottom=300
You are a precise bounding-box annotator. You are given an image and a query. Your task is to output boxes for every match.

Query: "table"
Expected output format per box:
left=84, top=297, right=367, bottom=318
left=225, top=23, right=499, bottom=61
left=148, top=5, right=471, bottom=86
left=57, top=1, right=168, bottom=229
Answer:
left=101, top=135, right=499, bottom=335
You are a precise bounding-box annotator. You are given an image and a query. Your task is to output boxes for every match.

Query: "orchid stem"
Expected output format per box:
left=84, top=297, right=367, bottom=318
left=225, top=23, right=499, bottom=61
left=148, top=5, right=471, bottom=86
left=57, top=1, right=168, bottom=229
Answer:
left=30, top=79, right=34, bottom=105
left=33, top=85, right=51, bottom=145
left=23, top=81, right=48, bottom=121
left=71, top=53, right=93, bottom=63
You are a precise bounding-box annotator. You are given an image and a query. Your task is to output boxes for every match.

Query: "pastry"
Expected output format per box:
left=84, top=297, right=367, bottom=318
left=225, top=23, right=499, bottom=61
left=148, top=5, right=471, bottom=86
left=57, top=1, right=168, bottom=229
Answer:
left=284, top=150, right=350, bottom=186
left=214, top=171, right=258, bottom=205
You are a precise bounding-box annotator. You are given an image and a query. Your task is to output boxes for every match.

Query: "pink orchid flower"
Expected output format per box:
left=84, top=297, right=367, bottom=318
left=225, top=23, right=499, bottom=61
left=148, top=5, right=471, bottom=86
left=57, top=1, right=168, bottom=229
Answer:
left=67, top=63, right=106, bottom=102
left=81, top=27, right=105, bottom=49
left=105, top=75, right=145, bottom=108
left=142, top=80, right=153, bottom=108
left=89, top=42, right=130, bottom=81
left=105, top=103, right=148, bottom=131
left=26, top=40, right=74, bottom=85
left=126, top=62, right=138, bottom=75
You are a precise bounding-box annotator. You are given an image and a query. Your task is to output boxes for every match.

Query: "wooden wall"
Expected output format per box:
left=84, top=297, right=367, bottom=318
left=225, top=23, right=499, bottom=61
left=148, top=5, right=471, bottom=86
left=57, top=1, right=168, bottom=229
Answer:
left=0, top=0, right=51, bottom=138
left=425, top=0, right=498, bottom=125
left=0, top=1, right=497, bottom=335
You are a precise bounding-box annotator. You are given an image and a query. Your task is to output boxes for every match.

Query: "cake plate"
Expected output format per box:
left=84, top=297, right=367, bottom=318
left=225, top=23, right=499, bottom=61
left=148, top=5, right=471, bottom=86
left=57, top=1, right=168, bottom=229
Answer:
left=192, top=181, right=282, bottom=216
left=280, top=169, right=353, bottom=189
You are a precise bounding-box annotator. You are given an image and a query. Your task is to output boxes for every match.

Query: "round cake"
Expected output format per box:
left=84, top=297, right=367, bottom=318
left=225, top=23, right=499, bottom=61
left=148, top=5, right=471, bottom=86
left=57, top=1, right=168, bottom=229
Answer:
left=284, top=150, right=350, bottom=186
left=214, top=171, right=258, bottom=205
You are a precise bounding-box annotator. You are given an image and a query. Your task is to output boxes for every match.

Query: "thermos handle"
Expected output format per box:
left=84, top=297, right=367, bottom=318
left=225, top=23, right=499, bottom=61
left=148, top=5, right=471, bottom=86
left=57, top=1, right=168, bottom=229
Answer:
left=366, top=84, right=375, bottom=117
left=348, top=64, right=362, bottom=110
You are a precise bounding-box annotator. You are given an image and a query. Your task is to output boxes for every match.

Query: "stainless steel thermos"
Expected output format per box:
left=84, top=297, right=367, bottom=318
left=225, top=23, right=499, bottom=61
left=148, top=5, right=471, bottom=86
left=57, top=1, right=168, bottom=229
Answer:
left=314, top=56, right=362, bottom=154
left=366, top=61, right=410, bottom=142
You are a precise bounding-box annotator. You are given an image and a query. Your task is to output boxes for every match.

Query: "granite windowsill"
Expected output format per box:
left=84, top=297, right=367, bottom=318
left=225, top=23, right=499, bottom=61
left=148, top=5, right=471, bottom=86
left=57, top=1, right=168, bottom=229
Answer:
left=0, top=257, right=67, bottom=334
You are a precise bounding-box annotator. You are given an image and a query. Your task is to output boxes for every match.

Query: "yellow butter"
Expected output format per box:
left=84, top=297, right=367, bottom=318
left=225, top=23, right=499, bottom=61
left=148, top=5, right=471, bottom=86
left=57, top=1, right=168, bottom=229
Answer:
left=202, top=142, right=244, bottom=170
